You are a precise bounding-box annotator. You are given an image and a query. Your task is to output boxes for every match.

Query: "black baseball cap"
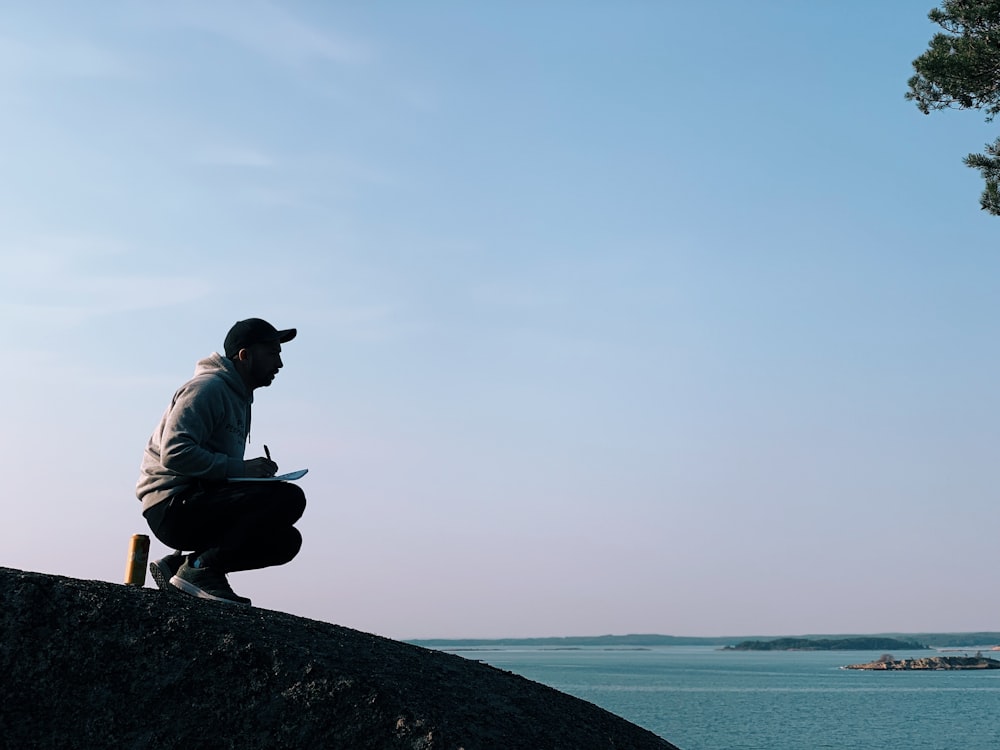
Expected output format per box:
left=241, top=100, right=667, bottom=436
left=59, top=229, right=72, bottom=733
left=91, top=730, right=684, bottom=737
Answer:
left=224, top=318, right=297, bottom=358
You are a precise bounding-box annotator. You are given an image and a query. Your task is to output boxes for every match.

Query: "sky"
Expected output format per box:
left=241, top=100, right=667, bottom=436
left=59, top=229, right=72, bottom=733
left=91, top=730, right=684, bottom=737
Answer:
left=2, top=1, right=999, bottom=641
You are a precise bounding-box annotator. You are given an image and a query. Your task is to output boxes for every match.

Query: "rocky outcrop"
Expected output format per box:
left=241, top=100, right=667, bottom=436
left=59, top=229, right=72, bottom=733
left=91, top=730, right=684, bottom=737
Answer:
left=845, top=656, right=1000, bottom=670
left=0, top=567, right=678, bottom=750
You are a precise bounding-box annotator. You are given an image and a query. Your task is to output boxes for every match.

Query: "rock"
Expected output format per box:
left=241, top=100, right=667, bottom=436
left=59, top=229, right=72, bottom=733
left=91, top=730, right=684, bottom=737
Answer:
left=844, top=655, right=1000, bottom=671
left=0, top=567, right=678, bottom=750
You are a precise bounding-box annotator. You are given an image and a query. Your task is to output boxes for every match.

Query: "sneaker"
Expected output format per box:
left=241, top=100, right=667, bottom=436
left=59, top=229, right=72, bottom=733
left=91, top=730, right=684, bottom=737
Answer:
left=149, top=551, right=186, bottom=592
left=169, top=561, right=251, bottom=606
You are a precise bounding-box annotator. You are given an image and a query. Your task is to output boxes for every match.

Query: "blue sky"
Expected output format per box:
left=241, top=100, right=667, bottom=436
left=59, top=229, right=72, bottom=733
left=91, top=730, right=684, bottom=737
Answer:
left=3, top=1, right=999, bottom=640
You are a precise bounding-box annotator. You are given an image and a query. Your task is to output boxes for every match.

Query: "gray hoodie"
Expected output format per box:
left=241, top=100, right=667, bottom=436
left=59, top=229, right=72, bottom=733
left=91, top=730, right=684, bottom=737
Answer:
left=136, top=353, right=253, bottom=511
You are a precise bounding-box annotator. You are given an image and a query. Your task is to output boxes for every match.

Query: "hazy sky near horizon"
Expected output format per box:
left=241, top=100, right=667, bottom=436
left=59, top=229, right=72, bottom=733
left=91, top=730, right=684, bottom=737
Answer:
left=3, top=1, right=999, bottom=640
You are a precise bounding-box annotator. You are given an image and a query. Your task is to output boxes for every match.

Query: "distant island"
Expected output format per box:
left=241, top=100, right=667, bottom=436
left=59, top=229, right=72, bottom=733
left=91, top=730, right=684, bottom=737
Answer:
left=845, top=655, right=1000, bottom=670
left=407, top=633, right=1000, bottom=649
left=724, top=637, right=928, bottom=651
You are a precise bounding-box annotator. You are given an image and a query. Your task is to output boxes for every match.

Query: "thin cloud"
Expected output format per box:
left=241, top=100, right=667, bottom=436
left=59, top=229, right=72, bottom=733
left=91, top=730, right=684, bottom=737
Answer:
left=0, top=278, right=214, bottom=327
left=308, top=304, right=417, bottom=342
left=0, top=236, right=214, bottom=325
left=194, top=145, right=277, bottom=168
left=157, top=0, right=372, bottom=68
left=0, top=35, right=136, bottom=79
left=469, top=280, right=568, bottom=311
left=234, top=185, right=302, bottom=208
left=2, top=347, right=179, bottom=389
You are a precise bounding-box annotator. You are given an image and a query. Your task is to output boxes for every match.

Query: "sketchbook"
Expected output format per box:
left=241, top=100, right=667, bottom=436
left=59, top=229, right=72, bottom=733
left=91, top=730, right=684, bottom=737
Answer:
left=229, top=469, right=309, bottom=483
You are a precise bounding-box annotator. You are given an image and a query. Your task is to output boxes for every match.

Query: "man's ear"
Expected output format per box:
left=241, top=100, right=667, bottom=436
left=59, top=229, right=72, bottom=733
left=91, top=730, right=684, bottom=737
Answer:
left=235, top=347, right=251, bottom=362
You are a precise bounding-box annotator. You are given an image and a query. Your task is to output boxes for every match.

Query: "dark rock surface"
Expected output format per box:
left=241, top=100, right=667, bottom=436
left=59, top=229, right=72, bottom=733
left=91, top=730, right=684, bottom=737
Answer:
left=0, top=567, right=679, bottom=749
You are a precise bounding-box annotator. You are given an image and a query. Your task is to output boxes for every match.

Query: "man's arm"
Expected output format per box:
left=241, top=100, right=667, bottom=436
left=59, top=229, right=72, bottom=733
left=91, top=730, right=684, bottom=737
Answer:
left=158, top=382, right=246, bottom=479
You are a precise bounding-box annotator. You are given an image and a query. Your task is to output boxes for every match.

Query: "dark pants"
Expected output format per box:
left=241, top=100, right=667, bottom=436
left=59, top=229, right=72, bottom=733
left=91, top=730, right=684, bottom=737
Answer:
left=143, top=481, right=306, bottom=573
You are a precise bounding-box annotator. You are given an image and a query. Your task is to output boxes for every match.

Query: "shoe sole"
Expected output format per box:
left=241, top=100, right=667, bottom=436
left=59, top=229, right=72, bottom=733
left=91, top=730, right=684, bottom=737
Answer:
left=149, top=560, right=179, bottom=593
left=169, top=574, right=251, bottom=606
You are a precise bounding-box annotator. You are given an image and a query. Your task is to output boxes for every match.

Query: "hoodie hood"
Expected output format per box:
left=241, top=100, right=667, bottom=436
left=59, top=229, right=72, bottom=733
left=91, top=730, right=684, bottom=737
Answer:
left=193, top=352, right=253, bottom=403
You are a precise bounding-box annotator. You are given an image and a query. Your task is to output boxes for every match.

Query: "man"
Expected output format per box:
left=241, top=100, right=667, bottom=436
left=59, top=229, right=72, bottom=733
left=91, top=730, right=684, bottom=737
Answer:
left=136, top=318, right=307, bottom=605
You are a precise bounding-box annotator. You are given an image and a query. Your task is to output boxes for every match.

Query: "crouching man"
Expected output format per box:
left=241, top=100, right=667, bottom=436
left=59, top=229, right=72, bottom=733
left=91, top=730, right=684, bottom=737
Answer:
left=136, top=318, right=306, bottom=605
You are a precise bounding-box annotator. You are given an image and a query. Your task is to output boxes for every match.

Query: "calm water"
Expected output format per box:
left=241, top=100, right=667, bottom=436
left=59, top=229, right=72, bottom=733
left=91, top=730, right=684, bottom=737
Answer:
left=435, top=645, right=1000, bottom=750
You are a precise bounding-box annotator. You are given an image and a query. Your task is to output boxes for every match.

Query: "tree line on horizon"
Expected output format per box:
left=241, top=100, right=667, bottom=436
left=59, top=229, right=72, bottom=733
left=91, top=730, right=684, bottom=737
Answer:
left=408, top=632, right=1000, bottom=648
left=724, top=637, right=929, bottom=652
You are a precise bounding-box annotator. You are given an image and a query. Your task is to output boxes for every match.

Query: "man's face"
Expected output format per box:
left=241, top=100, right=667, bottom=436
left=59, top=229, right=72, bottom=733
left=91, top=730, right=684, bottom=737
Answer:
left=243, top=341, right=284, bottom=389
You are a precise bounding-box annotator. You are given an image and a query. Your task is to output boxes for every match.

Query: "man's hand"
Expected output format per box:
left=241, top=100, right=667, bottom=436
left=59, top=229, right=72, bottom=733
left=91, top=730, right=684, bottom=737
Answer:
left=244, top=457, right=278, bottom=478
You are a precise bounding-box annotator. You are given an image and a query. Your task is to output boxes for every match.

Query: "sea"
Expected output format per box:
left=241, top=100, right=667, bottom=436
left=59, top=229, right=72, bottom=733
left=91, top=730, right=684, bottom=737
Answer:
left=428, top=644, right=1000, bottom=750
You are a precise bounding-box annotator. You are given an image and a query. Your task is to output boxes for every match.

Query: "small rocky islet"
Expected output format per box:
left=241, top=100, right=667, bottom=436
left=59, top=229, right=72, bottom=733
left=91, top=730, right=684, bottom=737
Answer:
left=844, top=655, right=1000, bottom=670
